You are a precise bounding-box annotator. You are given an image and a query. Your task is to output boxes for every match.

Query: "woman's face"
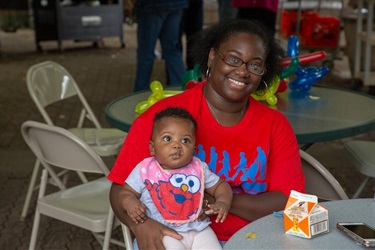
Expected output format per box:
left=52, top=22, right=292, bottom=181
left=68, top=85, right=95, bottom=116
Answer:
left=207, top=32, right=267, bottom=103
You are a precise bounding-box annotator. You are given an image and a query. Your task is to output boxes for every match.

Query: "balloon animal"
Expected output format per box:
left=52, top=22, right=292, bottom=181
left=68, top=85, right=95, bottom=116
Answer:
left=280, top=35, right=329, bottom=92
left=135, top=81, right=182, bottom=115
left=251, top=76, right=281, bottom=106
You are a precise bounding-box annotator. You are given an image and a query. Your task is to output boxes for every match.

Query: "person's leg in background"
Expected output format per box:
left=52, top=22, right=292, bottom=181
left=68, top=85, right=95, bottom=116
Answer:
left=159, top=10, right=186, bottom=86
left=182, top=0, right=203, bottom=70
left=237, top=7, right=277, bottom=35
left=133, top=11, right=164, bottom=92
left=217, top=0, right=237, bottom=23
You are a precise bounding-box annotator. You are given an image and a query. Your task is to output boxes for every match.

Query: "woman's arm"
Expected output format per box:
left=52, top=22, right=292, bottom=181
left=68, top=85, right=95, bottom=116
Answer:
left=203, top=190, right=287, bottom=222
left=230, top=191, right=287, bottom=221
left=109, top=183, right=183, bottom=250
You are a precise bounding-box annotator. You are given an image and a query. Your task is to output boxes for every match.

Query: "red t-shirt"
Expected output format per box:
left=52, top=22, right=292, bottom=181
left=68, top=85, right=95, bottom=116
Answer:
left=108, top=82, right=305, bottom=240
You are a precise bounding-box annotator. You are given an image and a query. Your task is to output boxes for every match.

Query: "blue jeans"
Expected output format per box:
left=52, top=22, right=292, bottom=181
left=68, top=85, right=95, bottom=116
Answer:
left=178, top=0, right=203, bottom=69
left=217, top=0, right=237, bottom=23
left=134, top=10, right=186, bottom=92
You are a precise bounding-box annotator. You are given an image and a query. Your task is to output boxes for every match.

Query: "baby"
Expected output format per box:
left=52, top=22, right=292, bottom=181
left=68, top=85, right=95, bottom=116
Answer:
left=120, top=106, right=232, bottom=249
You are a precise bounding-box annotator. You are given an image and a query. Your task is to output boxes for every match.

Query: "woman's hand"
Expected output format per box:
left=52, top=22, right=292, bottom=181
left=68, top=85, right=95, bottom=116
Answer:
left=133, top=218, right=183, bottom=250
left=110, top=182, right=182, bottom=250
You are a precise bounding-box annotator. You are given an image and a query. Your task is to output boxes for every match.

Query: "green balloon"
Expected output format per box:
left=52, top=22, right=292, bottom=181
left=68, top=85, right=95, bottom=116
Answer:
left=280, top=58, right=300, bottom=79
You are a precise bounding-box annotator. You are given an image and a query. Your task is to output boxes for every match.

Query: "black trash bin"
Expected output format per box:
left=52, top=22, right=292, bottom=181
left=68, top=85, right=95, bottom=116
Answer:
left=32, top=0, right=124, bottom=52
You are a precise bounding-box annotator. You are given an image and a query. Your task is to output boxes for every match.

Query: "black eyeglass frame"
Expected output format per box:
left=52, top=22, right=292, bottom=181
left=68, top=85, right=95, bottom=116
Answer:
left=215, top=48, right=266, bottom=76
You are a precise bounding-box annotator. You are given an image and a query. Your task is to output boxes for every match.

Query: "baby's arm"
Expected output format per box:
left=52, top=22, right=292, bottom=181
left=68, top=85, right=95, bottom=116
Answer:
left=119, top=183, right=147, bottom=224
left=205, top=179, right=233, bottom=223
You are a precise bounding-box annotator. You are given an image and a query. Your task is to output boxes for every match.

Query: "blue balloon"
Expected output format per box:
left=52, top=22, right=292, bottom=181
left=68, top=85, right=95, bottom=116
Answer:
left=288, top=66, right=330, bottom=92
left=287, top=36, right=299, bottom=57
left=284, top=36, right=330, bottom=92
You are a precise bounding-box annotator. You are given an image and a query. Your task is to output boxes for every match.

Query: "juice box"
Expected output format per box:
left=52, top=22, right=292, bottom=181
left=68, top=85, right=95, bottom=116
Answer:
left=284, top=190, right=329, bottom=238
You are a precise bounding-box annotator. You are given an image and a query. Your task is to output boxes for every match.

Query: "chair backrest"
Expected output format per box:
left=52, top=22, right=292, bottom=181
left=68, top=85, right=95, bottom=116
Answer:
left=300, top=150, right=349, bottom=201
left=26, top=60, right=102, bottom=128
left=21, top=120, right=109, bottom=177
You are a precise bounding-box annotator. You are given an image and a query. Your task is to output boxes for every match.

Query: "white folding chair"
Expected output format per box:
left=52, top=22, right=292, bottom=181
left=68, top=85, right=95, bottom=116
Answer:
left=344, top=140, right=375, bottom=198
left=121, top=223, right=134, bottom=250
left=21, top=120, right=129, bottom=250
left=26, top=60, right=127, bottom=157
left=21, top=60, right=127, bottom=220
left=300, top=150, right=349, bottom=201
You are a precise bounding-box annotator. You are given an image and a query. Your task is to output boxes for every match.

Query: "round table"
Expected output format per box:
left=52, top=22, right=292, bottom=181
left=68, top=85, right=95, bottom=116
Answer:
left=105, top=85, right=375, bottom=147
left=224, top=198, right=375, bottom=249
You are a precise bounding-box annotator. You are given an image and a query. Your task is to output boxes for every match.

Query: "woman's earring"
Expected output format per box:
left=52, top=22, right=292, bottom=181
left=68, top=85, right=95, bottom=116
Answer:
left=262, top=80, right=268, bottom=91
left=255, top=80, right=269, bottom=96
left=206, top=67, right=211, bottom=79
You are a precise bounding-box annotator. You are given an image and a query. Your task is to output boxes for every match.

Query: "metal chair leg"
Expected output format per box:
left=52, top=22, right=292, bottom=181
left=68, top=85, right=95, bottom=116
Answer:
left=29, top=170, right=48, bottom=249
left=21, top=159, right=40, bottom=221
left=351, top=176, right=370, bottom=199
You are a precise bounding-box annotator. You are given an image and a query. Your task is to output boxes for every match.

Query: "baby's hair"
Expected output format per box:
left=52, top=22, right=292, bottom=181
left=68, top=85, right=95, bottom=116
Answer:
left=153, top=106, right=198, bottom=130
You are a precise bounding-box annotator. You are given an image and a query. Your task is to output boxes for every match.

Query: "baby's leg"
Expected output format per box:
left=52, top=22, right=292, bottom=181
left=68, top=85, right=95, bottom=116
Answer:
left=192, top=226, right=222, bottom=249
left=163, top=234, right=186, bottom=249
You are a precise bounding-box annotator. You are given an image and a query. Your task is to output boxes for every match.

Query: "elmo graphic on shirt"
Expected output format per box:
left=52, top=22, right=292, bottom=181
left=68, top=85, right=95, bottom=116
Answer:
left=144, top=173, right=202, bottom=223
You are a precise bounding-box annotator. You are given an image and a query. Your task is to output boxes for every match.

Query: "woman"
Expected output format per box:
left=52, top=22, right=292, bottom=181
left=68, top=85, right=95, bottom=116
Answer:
left=109, top=19, right=305, bottom=249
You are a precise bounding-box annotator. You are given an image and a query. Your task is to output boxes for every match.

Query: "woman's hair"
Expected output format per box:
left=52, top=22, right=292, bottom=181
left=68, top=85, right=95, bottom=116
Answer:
left=191, top=19, right=285, bottom=91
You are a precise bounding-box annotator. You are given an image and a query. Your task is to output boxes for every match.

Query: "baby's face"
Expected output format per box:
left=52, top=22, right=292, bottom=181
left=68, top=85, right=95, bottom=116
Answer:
left=150, top=117, right=196, bottom=170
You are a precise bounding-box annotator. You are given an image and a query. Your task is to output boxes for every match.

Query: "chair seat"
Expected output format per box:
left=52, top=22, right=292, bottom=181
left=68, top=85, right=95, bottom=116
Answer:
left=344, top=141, right=375, bottom=178
left=38, top=177, right=119, bottom=232
left=69, top=128, right=126, bottom=157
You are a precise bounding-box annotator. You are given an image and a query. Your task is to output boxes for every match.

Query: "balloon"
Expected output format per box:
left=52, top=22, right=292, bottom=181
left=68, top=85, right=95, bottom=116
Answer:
left=149, top=80, right=181, bottom=98
left=288, top=66, right=329, bottom=91
left=281, top=51, right=326, bottom=67
left=287, top=35, right=299, bottom=57
left=148, top=81, right=163, bottom=100
left=280, top=57, right=300, bottom=79
left=277, top=78, right=288, bottom=93
left=135, top=101, right=149, bottom=115
left=278, top=36, right=329, bottom=94
left=181, top=64, right=201, bottom=86
left=135, top=81, right=182, bottom=115
left=252, top=76, right=280, bottom=106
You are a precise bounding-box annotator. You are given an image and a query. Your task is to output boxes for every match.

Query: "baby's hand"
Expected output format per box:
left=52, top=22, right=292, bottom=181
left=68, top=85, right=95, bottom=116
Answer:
left=205, top=201, right=229, bottom=223
left=126, top=200, right=147, bottom=224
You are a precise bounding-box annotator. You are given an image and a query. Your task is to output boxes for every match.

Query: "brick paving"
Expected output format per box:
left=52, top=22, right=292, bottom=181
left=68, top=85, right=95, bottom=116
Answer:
left=1, top=5, right=374, bottom=249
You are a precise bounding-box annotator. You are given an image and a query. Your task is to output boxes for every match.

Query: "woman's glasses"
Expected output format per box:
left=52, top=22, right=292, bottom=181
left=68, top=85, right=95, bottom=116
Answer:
left=215, top=49, right=266, bottom=76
